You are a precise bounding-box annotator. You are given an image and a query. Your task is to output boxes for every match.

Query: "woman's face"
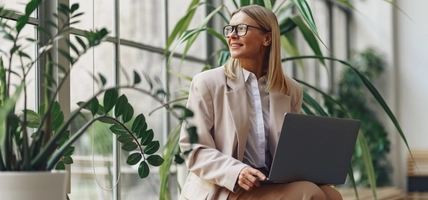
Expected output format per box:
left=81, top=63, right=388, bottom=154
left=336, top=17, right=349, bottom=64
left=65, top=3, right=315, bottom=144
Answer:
left=227, top=12, right=270, bottom=61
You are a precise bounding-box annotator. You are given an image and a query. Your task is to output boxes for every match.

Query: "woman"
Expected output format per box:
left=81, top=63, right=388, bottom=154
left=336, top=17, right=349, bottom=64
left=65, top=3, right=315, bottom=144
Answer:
left=179, top=5, right=343, bottom=200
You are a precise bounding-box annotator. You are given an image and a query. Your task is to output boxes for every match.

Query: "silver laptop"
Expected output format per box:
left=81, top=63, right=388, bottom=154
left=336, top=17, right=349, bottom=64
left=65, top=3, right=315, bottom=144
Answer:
left=265, top=113, right=360, bottom=185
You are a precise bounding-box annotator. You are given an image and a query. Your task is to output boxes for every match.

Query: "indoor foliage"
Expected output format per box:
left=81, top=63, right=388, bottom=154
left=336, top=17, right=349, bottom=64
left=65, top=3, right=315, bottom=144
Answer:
left=325, top=48, right=392, bottom=187
left=0, top=0, right=197, bottom=182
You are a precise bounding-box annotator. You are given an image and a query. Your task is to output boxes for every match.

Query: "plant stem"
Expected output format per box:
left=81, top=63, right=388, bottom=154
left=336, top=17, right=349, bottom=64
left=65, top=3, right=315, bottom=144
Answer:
left=19, top=54, right=30, bottom=170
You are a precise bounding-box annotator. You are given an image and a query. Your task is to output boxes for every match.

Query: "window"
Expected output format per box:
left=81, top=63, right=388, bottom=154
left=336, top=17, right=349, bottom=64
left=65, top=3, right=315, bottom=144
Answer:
left=1, top=0, right=349, bottom=199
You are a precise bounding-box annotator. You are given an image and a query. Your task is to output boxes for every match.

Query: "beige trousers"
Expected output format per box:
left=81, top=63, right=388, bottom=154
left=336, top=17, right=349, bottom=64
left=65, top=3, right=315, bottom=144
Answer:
left=228, top=181, right=343, bottom=200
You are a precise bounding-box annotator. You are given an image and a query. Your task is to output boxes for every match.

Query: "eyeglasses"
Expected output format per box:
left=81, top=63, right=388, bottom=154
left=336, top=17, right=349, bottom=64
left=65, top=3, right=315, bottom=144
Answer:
left=222, top=24, right=269, bottom=38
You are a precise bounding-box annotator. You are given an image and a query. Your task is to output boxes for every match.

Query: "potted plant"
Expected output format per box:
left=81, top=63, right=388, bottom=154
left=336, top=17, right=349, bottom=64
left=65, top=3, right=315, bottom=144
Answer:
left=0, top=1, right=196, bottom=199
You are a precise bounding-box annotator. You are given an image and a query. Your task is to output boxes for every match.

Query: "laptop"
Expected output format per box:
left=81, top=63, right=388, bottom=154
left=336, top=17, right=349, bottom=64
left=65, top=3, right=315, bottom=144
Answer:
left=264, top=113, right=360, bottom=185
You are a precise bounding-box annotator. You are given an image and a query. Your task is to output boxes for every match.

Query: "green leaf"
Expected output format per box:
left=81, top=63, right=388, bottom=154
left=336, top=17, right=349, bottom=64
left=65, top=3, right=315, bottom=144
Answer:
left=147, top=155, right=164, bottom=166
left=75, top=35, right=87, bottom=50
left=72, top=12, right=84, bottom=18
left=16, top=15, right=29, bottom=32
left=165, top=0, right=201, bottom=53
left=173, top=104, right=194, bottom=120
left=55, top=161, right=65, bottom=170
left=279, top=17, right=297, bottom=35
left=358, top=132, right=377, bottom=198
left=122, top=142, right=138, bottom=152
left=70, top=3, right=79, bottom=13
left=293, top=0, right=318, bottom=35
left=62, top=156, right=74, bottom=164
left=240, top=0, right=250, bottom=6
left=58, top=3, right=70, bottom=15
left=126, top=153, right=142, bottom=165
left=174, top=154, right=185, bottom=164
left=291, top=16, right=325, bottom=66
left=114, top=95, right=128, bottom=118
left=144, top=141, right=160, bottom=155
left=97, top=117, right=118, bottom=124
left=178, top=4, right=224, bottom=62
left=65, top=38, right=80, bottom=56
left=303, top=91, right=328, bottom=116
left=263, top=0, right=272, bottom=10
left=187, top=126, right=198, bottom=144
left=132, top=114, right=147, bottom=133
left=110, top=124, right=127, bottom=135
left=58, top=130, right=70, bottom=146
left=18, top=51, right=32, bottom=60
left=51, top=112, right=64, bottom=132
left=58, top=48, right=74, bottom=64
left=122, top=103, right=134, bottom=123
left=63, top=146, right=75, bottom=157
left=280, top=34, right=303, bottom=70
left=138, top=161, right=150, bottom=179
left=88, top=97, right=99, bottom=116
left=10, top=45, right=21, bottom=56
left=24, top=109, right=41, bottom=123
left=218, top=50, right=230, bottom=66
left=97, top=105, right=106, bottom=115
left=348, top=166, right=359, bottom=199
left=103, top=88, right=118, bottom=114
left=45, top=19, right=58, bottom=29
left=133, top=70, right=141, bottom=85
left=141, top=129, right=154, bottom=146
left=98, top=74, right=107, bottom=86
left=118, top=134, right=134, bottom=144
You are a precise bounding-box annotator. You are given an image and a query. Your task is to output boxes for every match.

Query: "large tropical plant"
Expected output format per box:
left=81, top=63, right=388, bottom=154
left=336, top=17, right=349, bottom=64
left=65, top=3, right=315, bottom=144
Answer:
left=325, top=47, right=392, bottom=187
left=0, top=0, right=196, bottom=186
left=160, top=0, right=411, bottom=199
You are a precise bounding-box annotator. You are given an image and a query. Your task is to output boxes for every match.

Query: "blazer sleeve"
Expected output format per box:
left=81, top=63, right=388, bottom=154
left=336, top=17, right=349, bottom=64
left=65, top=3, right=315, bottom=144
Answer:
left=179, top=74, right=247, bottom=192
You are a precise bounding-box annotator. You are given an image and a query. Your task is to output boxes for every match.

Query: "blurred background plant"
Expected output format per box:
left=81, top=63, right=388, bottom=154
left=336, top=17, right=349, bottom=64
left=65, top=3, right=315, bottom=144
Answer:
left=325, top=47, right=392, bottom=187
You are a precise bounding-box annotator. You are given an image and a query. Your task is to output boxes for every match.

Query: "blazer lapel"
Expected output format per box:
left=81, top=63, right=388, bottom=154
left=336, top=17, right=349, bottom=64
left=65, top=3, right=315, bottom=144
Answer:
left=269, top=91, right=291, bottom=156
left=226, top=68, right=250, bottom=161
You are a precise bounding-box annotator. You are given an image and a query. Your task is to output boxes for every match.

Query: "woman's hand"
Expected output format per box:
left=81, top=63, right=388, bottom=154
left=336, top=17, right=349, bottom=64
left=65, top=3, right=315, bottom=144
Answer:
left=237, top=166, right=266, bottom=191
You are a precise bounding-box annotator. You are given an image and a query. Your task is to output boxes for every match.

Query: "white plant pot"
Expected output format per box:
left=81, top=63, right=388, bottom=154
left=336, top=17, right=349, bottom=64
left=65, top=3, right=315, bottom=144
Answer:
left=0, top=170, right=68, bottom=200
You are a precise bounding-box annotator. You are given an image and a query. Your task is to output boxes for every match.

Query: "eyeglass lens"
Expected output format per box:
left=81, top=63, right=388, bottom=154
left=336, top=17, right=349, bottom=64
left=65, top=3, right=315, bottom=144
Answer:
left=223, top=24, right=248, bottom=37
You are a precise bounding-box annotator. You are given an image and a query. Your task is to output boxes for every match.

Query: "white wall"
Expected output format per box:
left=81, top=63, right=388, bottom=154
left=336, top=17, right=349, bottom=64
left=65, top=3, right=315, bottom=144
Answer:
left=396, top=0, right=428, bottom=190
left=351, top=0, right=428, bottom=191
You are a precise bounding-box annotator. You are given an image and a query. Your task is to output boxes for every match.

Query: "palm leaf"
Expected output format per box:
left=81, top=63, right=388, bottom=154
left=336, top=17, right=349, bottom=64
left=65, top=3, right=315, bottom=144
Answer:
left=165, top=0, right=201, bottom=53
left=291, top=15, right=325, bottom=66
left=293, top=0, right=318, bottom=35
left=159, top=124, right=182, bottom=200
left=280, top=34, right=303, bottom=70
left=285, top=55, right=410, bottom=152
left=182, top=5, right=224, bottom=61
left=284, top=56, right=410, bottom=197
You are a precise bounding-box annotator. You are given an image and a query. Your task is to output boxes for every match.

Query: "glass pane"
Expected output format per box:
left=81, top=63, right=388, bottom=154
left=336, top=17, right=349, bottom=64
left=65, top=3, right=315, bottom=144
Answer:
left=69, top=41, right=115, bottom=199
left=333, top=6, right=348, bottom=60
left=70, top=0, right=113, bottom=33
left=168, top=0, right=207, bottom=60
left=119, top=46, right=165, bottom=199
left=309, top=0, right=330, bottom=93
left=120, top=0, right=163, bottom=47
left=0, top=21, right=37, bottom=112
left=169, top=57, right=204, bottom=99
left=0, top=0, right=27, bottom=14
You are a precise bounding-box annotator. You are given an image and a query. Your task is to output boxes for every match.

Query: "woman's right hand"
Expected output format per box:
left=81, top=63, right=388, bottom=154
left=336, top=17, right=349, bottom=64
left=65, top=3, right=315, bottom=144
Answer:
left=237, top=166, right=266, bottom=191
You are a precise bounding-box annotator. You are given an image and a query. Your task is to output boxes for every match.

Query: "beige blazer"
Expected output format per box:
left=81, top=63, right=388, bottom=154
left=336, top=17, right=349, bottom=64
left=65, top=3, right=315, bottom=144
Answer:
left=179, top=66, right=303, bottom=200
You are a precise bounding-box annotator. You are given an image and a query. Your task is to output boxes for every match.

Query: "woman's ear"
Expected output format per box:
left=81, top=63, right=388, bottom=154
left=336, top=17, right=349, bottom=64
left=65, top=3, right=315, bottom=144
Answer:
left=263, top=32, right=272, bottom=46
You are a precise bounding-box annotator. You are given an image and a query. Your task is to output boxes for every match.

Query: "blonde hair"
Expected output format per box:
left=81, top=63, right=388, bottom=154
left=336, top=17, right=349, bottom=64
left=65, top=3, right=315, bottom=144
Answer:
left=224, top=5, right=288, bottom=94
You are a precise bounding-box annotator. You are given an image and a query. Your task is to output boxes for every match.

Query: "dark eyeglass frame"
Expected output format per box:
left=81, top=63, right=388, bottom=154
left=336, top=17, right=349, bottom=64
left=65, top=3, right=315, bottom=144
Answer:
left=222, top=24, right=269, bottom=38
